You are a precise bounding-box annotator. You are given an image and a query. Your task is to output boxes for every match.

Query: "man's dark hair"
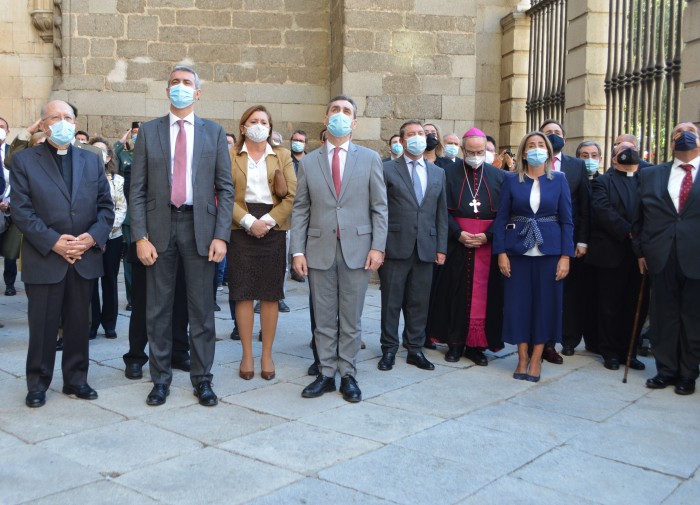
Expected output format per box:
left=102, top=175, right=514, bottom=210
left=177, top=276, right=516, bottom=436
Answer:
left=292, top=129, right=308, bottom=142
left=76, top=130, right=90, bottom=141
left=399, top=120, right=423, bottom=139
left=539, top=118, right=565, bottom=136
left=326, top=95, right=357, bottom=118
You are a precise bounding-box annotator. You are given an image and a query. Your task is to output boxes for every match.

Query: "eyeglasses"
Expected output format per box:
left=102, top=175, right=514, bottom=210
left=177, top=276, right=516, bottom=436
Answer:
left=464, top=150, right=486, bottom=157
left=43, top=114, right=75, bottom=123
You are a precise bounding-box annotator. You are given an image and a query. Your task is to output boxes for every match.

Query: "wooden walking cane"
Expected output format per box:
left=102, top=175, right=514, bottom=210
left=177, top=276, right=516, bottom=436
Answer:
left=623, top=273, right=647, bottom=384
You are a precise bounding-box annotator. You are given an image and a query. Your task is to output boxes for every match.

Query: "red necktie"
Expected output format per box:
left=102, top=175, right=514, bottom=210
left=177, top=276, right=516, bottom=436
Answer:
left=679, top=164, right=693, bottom=213
left=332, top=146, right=341, bottom=196
left=171, top=119, right=187, bottom=207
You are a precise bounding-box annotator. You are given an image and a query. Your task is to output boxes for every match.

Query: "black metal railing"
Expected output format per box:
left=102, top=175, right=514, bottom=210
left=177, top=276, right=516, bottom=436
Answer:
left=605, top=0, right=683, bottom=164
left=526, top=0, right=567, bottom=131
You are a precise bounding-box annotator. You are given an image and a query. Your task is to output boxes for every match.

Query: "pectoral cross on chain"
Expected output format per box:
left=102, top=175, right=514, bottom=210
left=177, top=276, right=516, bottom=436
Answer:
left=469, top=197, right=481, bottom=213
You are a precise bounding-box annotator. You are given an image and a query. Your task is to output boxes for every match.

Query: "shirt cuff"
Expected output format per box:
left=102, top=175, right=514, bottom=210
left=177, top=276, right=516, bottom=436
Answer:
left=260, top=213, right=276, bottom=229
left=576, top=243, right=588, bottom=249
left=292, top=253, right=304, bottom=257
left=240, top=214, right=256, bottom=230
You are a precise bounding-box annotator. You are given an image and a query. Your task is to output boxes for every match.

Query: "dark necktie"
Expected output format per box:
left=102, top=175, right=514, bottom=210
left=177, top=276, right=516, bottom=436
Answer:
left=411, top=160, right=423, bottom=204
left=679, top=163, right=693, bottom=213
left=171, top=119, right=187, bottom=207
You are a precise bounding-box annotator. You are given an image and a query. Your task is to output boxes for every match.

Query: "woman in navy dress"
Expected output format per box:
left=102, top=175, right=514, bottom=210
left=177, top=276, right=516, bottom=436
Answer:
left=492, top=132, right=574, bottom=381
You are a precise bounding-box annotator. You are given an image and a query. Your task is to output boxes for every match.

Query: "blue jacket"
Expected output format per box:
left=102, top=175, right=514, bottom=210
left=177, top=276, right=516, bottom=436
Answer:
left=492, top=171, right=574, bottom=257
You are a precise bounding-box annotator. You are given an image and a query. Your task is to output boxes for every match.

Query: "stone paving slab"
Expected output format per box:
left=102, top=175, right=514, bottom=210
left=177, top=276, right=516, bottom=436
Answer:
left=319, top=444, right=489, bottom=504
left=247, top=477, right=398, bottom=505
left=566, top=422, right=700, bottom=478
left=513, top=446, right=681, bottom=505
left=299, top=401, right=445, bottom=444
left=456, top=476, right=600, bottom=505
left=25, top=480, right=162, bottom=505
left=37, top=419, right=203, bottom=475
left=115, top=447, right=303, bottom=505
left=0, top=445, right=101, bottom=503
left=91, top=381, right=198, bottom=419
left=662, top=478, right=700, bottom=505
left=220, top=420, right=382, bottom=475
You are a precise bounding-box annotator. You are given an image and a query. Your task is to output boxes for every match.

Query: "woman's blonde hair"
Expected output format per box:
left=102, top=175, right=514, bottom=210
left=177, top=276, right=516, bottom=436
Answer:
left=515, top=131, right=554, bottom=182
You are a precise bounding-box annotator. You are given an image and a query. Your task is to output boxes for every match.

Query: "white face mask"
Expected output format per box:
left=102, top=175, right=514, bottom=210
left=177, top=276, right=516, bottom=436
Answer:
left=485, top=151, right=495, bottom=164
left=465, top=155, right=485, bottom=168
left=245, top=123, right=270, bottom=143
left=0, top=129, right=6, bottom=143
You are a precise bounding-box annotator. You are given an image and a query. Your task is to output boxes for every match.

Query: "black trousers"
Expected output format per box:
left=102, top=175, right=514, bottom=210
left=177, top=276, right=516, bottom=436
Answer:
left=3, top=258, right=17, bottom=287
left=26, top=266, right=94, bottom=392
left=123, top=252, right=190, bottom=367
left=559, top=256, right=586, bottom=348
left=90, top=236, right=122, bottom=333
left=650, top=242, right=700, bottom=380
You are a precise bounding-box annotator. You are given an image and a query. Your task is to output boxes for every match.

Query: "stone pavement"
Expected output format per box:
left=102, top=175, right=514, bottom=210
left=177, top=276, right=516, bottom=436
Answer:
left=0, top=275, right=698, bottom=505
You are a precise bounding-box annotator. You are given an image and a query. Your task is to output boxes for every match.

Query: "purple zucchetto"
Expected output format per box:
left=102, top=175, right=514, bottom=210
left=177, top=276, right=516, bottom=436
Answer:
left=463, top=128, right=486, bottom=138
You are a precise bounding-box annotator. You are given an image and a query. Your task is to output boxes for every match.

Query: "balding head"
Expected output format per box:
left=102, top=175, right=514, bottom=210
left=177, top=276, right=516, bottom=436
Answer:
left=614, top=133, right=639, bottom=149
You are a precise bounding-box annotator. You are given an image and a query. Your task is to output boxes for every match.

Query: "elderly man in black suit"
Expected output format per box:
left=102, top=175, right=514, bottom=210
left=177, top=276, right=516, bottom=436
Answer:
left=130, top=65, right=234, bottom=407
left=10, top=99, right=114, bottom=408
left=539, top=119, right=591, bottom=362
left=586, top=141, right=648, bottom=371
left=377, top=120, right=448, bottom=372
left=634, top=122, right=700, bottom=395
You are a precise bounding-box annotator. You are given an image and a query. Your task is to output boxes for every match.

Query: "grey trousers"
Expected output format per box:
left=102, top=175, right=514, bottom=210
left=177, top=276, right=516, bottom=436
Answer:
left=308, top=242, right=370, bottom=378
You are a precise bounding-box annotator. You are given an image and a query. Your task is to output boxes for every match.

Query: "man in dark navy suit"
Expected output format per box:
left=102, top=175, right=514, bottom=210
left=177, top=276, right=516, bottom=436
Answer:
left=540, top=119, right=591, bottom=363
left=634, top=122, right=700, bottom=395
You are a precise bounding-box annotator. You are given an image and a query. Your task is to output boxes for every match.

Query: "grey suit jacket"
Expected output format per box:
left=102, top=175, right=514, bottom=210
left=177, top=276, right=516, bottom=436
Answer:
left=383, top=156, right=448, bottom=262
left=129, top=114, right=234, bottom=256
left=10, top=143, right=114, bottom=284
left=291, top=142, right=388, bottom=270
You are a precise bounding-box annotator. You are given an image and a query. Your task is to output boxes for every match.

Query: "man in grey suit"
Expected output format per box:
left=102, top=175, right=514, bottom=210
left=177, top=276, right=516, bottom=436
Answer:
left=130, top=65, right=234, bottom=407
left=11, top=99, right=114, bottom=408
left=291, top=95, right=388, bottom=402
left=378, top=120, right=448, bottom=372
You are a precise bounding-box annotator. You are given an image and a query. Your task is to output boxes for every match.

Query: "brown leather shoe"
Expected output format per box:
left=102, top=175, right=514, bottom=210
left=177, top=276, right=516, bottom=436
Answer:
left=543, top=346, right=563, bottom=364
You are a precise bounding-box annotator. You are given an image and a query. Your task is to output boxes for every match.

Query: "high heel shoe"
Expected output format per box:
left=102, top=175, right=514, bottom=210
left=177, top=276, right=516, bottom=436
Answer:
left=261, top=369, right=276, bottom=380
left=513, top=372, right=527, bottom=380
left=239, top=369, right=254, bottom=380
left=525, top=374, right=540, bottom=382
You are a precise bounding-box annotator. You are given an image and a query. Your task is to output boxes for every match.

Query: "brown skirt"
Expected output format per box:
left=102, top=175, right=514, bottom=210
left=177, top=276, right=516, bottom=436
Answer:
left=228, top=203, right=286, bottom=301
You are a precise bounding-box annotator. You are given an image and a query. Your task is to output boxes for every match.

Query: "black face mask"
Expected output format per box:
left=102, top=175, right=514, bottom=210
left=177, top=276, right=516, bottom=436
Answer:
left=674, top=131, right=699, bottom=152
left=546, top=133, right=565, bottom=152
left=616, top=148, right=640, bottom=165
left=425, top=133, right=438, bottom=151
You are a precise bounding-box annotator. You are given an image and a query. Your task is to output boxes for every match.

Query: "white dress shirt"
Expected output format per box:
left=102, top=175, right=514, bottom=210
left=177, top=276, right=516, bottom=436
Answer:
left=403, top=154, right=427, bottom=196
left=239, top=142, right=277, bottom=230
left=326, top=139, right=350, bottom=180
left=668, top=156, right=699, bottom=212
left=525, top=176, right=544, bottom=257
left=169, top=112, right=194, bottom=205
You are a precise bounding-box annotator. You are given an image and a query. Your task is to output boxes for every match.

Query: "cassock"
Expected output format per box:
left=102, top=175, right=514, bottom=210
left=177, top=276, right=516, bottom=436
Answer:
left=427, top=161, right=506, bottom=350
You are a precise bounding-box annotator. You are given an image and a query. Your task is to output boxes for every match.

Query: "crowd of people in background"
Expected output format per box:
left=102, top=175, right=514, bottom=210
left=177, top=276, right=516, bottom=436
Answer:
left=1, top=64, right=698, bottom=409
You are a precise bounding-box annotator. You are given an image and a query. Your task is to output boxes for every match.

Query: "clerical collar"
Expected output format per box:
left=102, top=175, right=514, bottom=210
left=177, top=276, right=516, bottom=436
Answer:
left=614, top=168, right=636, bottom=177
left=45, top=141, right=71, bottom=157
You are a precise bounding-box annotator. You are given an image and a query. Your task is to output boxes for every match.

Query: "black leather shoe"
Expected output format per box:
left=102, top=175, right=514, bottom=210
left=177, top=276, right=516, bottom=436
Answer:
left=26, top=391, right=46, bottom=408
left=62, top=383, right=98, bottom=400
left=194, top=381, right=218, bottom=406
left=125, top=363, right=143, bottom=380
left=445, top=345, right=463, bottom=362
left=278, top=300, right=291, bottom=313
left=147, top=384, right=169, bottom=406
left=543, top=346, right=563, bottom=364
left=377, top=352, right=395, bottom=371
left=307, top=361, right=320, bottom=376
left=88, top=328, right=97, bottom=340
left=5, top=286, right=16, bottom=296
left=230, top=326, right=240, bottom=340
left=407, top=351, right=435, bottom=370
left=301, top=375, right=336, bottom=398
left=172, top=359, right=191, bottom=372
left=340, top=375, right=362, bottom=403
left=675, top=378, right=695, bottom=395
left=423, top=339, right=437, bottom=350
left=627, top=358, right=646, bottom=371
left=214, top=303, right=221, bottom=311
left=464, top=347, right=488, bottom=366
left=56, top=338, right=64, bottom=351
left=561, top=345, right=575, bottom=356
left=603, top=357, right=620, bottom=370
left=126, top=304, right=132, bottom=311
left=105, top=329, right=117, bottom=339
left=646, top=375, right=677, bottom=389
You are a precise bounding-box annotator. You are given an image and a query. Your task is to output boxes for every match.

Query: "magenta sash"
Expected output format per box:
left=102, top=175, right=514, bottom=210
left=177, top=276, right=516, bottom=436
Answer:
left=454, top=217, right=493, bottom=348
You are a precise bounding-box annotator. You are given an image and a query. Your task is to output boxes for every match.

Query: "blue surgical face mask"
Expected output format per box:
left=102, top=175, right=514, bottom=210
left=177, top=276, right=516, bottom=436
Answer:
left=526, top=147, right=549, bottom=166
left=546, top=133, right=565, bottom=152
left=584, top=158, right=599, bottom=175
left=444, top=144, right=459, bottom=158
left=405, top=135, right=427, bottom=156
left=48, top=120, right=75, bottom=146
left=291, top=141, right=305, bottom=153
left=169, top=84, right=195, bottom=109
left=391, top=143, right=404, bottom=156
left=673, top=131, right=699, bottom=152
left=326, top=113, right=353, bottom=138
left=131, top=135, right=138, bottom=145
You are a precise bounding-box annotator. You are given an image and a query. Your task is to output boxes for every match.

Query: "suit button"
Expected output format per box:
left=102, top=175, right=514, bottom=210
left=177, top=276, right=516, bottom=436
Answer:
left=337, top=206, right=340, bottom=210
